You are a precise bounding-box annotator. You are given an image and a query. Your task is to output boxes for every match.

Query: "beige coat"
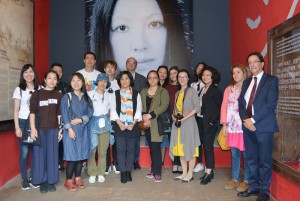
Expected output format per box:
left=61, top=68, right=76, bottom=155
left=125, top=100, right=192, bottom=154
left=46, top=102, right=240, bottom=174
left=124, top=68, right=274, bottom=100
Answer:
left=140, top=86, right=170, bottom=142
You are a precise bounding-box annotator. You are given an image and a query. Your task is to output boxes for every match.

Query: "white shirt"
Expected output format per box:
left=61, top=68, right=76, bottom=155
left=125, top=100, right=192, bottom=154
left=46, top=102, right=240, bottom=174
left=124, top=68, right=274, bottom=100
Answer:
left=12, top=87, right=36, bottom=119
left=110, top=92, right=142, bottom=122
left=88, top=90, right=111, bottom=116
left=109, top=79, right=120, bottom=92
left=244, top=71, right=264, bottom=117
left=77, top=69, right=100, bottom=91
left=191, top=81, right=205, bottom=94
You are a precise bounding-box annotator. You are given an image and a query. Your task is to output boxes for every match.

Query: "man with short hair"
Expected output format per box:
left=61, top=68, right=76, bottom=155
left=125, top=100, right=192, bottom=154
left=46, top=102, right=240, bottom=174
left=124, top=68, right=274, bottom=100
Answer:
left=238, top=52, right=279, bottom=201
left=126, top=57, right=147, bottom=170
left=77, top=51, right=101, bottom=91
left=103, top=60, right=120, bottom=175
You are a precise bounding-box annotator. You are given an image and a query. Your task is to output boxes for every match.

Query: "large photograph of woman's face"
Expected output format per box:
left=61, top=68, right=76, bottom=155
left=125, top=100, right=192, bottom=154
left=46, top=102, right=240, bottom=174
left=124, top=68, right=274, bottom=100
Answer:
left=86, top=0, right=193, bottom=77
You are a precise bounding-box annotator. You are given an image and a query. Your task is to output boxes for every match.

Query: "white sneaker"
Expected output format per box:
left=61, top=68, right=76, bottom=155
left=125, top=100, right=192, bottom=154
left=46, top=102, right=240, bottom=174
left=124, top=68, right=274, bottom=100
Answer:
left=89, top=176, right=96, bottom=184
left=112, top=165, right=120, bottom=174
left=98, top=175, right=105, bottom=183
left=105, top=166, right=111, bottom=175
left=193, top=163, right=205, bottom=172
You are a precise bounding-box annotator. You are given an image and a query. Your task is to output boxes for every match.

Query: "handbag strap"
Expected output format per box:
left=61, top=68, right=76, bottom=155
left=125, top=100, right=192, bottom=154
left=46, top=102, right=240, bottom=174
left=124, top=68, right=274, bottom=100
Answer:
left=148, top=94, right=155, bottom=113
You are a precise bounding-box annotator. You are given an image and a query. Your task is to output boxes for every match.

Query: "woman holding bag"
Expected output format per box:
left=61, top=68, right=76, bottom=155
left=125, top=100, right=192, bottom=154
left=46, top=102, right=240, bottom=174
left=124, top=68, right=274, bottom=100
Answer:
left=221, top=64, right=250, bottom=192
left=140, top=70, right=169, bottom=182
left=13, top=64, right=40, bottom=190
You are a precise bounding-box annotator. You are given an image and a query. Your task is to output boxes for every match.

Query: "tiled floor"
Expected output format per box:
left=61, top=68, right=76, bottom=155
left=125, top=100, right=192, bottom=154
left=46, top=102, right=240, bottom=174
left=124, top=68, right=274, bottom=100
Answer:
left=0, top=167, right=274, bottom=201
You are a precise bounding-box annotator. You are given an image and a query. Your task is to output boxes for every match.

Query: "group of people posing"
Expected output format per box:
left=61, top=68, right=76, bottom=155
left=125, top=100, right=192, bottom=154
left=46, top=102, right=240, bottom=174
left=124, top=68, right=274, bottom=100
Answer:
left=13, top=51, right=278, bottom=201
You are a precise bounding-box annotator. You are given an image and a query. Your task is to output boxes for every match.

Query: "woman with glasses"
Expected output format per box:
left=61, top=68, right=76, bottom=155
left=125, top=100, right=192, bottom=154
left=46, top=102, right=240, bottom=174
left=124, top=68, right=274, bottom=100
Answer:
left=140, top=70, right=169, bottom=182
left=170, top=69, right=200, bottom=182
left=13, top=64, right=40, bottom=190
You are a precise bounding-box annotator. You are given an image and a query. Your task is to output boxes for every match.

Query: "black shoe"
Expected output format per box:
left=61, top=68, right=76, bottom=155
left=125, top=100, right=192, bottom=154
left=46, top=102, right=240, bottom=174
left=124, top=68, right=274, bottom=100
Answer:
left=21, top=180, right=30, bottom=191
left=39, top=182, right=48, bottom=193
left=172, top=170, right=178, bottom=174
left=121, top=172, right=127, bottom=183
left=127, top=171, right=132, bottom=182
left=237, top=190, right=260, bottom=197
left=200, top=173, right=213, bottom=185
left=256, top=193, right=270, bottom=201
left=199, top=170, right=214, bottom=180
left=134, top=162, right=141, bottom=170
left=47, top=184, right=56, bottom=192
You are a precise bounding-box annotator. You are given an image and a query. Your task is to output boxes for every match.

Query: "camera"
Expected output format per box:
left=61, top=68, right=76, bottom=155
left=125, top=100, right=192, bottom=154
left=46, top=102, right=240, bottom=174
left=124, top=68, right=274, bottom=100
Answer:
left=175, top=113, right=184, bottom=128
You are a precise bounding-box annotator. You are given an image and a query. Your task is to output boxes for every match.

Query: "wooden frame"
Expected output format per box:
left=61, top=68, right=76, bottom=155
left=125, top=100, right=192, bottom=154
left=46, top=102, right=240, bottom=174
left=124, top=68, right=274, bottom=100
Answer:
left=0, top=0, right=34, bottom=132
left=268, top=13, right=300, bottom=184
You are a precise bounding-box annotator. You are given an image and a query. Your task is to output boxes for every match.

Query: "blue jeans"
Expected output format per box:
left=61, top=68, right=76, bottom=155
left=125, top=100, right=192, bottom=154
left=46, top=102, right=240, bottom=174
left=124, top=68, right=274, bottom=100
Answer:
left=231, top=147, right=249, bottom=182
left=17, top=118, right=33, bottom=181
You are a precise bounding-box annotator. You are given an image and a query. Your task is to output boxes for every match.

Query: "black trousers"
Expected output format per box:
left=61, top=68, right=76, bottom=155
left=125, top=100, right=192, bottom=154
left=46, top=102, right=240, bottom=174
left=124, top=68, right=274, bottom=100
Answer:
left=145, top=131, right=162, bottom=176
left=198, top=117, right=217, bottom=169
left=195, top=116, right=204, bottom=163
left=106, top=142, right=117, bottom=167
left=115, top=134, right=136, bottom=172
left=58, top=140, right=64, bottom=166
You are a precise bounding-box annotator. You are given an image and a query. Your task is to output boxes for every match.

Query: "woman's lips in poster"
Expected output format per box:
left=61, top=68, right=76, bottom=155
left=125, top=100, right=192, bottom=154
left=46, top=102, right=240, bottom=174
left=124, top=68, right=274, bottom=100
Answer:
left=137, top=58, right=155, bottom=69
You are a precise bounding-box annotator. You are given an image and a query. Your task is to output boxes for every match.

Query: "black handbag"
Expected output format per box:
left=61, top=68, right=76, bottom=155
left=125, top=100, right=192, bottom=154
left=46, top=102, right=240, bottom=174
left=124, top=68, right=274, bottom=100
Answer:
left=157, top=107, right=172, bottom=136
left=157, top=90, right=172, bottom=136
left=22, top=91, right=41, bottom=146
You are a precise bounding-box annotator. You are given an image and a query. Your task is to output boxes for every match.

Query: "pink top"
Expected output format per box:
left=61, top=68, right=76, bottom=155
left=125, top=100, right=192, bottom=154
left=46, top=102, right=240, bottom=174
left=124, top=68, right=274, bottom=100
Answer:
left=220, top=85, right=245, bottom=151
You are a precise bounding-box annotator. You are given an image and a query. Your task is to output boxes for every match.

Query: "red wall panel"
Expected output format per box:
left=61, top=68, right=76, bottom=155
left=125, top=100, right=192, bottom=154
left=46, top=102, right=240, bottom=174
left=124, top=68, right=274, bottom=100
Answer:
left=230, top=0, right=300, bottom=69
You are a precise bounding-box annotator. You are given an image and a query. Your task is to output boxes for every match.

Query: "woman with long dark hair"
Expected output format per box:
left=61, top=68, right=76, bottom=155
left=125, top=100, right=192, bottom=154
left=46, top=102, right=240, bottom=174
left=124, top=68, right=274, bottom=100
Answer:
left=86, top=0, right=192, bottom=76
left=13, top=64, right=40, bottom=190
left=60, top=72, right=94, bottom=191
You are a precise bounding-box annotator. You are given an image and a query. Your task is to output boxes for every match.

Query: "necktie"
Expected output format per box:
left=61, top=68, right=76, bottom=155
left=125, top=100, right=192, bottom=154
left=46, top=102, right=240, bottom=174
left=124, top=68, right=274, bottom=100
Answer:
left=197, top=83, right=200, bottom=94
left=247, top=77, right=257, bottom=117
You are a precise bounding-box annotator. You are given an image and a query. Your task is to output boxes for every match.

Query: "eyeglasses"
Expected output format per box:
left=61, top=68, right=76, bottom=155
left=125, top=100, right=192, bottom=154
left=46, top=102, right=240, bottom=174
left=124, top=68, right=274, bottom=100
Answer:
left=126, top=61, right=136, bottom=65
left=148, top=77, right=158, bottom=80
left=248, top=60, right=261, bottom=66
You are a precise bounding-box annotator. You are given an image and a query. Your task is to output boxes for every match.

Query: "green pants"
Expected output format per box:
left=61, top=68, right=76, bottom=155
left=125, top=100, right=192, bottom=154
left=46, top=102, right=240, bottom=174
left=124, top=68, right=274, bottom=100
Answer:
left=88, top=132, right=110, bottom=176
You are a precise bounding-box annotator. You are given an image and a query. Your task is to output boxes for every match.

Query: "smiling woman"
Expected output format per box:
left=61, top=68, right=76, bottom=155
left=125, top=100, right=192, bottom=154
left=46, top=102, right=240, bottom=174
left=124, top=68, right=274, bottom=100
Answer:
left=86, top=0, right=193, bottom=77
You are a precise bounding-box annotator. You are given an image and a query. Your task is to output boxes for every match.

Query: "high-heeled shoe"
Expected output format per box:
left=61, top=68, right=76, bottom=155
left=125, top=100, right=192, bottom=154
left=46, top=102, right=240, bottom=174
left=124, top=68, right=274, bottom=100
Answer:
left=200, top=172, right=213, bottom=185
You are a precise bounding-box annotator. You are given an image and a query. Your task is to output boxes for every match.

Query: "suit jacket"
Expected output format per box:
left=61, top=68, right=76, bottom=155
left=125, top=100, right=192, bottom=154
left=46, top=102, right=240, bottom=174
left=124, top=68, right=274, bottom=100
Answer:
left=133, top=72, right=147, bottom=92
left=239, top=73, right=279, bottom=133
left=200, top=84, right=223, bottom=130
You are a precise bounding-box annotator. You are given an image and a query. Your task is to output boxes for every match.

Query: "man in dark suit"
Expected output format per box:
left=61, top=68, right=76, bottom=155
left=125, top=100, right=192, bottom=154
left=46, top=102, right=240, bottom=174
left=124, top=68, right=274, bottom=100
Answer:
left=126, top=57, right=147, bottom=170
left=238, top=52, right=279, bottom=201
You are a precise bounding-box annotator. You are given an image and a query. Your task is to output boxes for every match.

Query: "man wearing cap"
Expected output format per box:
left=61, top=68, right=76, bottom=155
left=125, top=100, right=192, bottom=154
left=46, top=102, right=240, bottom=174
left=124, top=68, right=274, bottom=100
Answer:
left=87, top=73, right=113, bottom=183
